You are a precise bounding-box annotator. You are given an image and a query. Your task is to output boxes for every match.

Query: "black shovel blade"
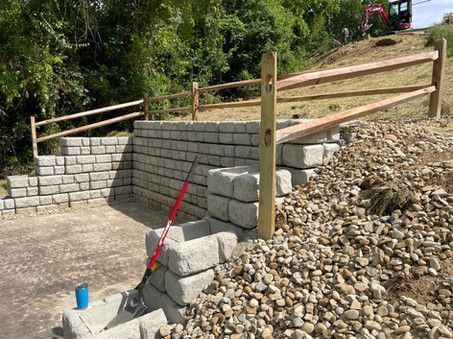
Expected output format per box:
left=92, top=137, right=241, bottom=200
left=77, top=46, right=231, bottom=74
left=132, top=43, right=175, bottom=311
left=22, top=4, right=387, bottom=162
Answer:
left=103, top=292, right=146, bottom=330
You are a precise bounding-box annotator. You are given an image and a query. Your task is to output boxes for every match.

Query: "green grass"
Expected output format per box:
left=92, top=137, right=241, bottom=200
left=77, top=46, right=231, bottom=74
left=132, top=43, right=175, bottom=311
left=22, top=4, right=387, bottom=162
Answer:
left=427, top=24, right=453, bottom=57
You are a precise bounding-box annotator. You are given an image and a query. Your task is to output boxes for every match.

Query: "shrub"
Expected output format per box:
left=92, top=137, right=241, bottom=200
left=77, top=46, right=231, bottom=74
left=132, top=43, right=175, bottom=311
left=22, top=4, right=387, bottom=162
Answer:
left=427, top=24, right=453, bottom=57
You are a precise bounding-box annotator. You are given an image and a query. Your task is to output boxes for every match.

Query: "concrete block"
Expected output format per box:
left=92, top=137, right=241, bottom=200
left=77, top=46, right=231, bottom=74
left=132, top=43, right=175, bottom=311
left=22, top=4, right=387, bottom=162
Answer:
left=69, top=191, right=90, bottom=202
left=235, top=122, right=247, bottom=133
left=55, top=166, right=65, bottom=175
left=165, top=269, right=214, bottom=306
left=40, top=185, right=59, bottom=195
left=7, top=175, right=30, bottom=188
left=66, top=165, right=83, bottom=174
left=287, top=168, right=317, bottom=186
left=232, top=166, right=292, bottom=202
left=91, top=146, right=106, bottom=154
left=90, top=172, right=109, bottom=181
left=34, top=156, right=56, bottom=167
left=139, top=308, right=168, bottom=339
left=76, top=155, right=96, bottom=164
left=282, top=144, right=324, bottom=169
left=65, top=147, right=81, bottom=156
left=60, top=184, right=80, bottom=193
left=10, top=188, right=26, bottom=198
left=80, top=147, right=91, bottom=155
left=145, top=230, right=172, bottom=266
left=39, top=195, right=52, bottom=205
left=74, top=173, right=90, bottom=182
left=207, top=166, right=250, bottom=197
left=93, top=163, right=112, bottom=172
left=90, top=137, right=101, bottom=146
left=62, top=175, right=75, bottom=184
left=53, top=194, right=69, bottom=204
left=55, top=156, right=65, bottom=166
left=148, top=264, right=168, bottom=292
left=168, top=234, right=220, bottom=276
left=216, top=231, right=239, bottom=262
left=61, top=138, right=82, bottom=147
left=233, top=133, right=251, bottom=145
left=90, top=181, right=107, bottom=190
left=229, top=200, right=258, bottom=229
left=206, top=217, right=257, bottom=241
left=207, top=193, right=230, bottom=221
left=323, top=143, right=340, bottom=164
left=143, top=283, right=186, bottom=324
left=163, top=220, right=211, bottom=242
left=82, top=164, right=93, bottom=172
left=65, top=156, right=76, bottom=165
left=27, top=187, right=38, bottom=196
left=3, top=199, right=15, bottom=209
left=28, top=177, right=38, bottom=186
left=100, top=137, right=118, bottom=145
left=15, top=196, right=40, bottom=208
left=219, top=133, right=233, bottom=144
left=95, top=154, right=112, bottom=163
left=118, top=137, right=131, bottom=145
left=39, top=175, right=63, bottom=186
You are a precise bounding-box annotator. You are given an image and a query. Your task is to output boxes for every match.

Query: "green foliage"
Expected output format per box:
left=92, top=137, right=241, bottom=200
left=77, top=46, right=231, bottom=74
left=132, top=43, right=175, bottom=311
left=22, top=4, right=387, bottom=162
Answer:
left=427, top=24, right=453, bottom=57
left=0, top=0, right=367, bottom=173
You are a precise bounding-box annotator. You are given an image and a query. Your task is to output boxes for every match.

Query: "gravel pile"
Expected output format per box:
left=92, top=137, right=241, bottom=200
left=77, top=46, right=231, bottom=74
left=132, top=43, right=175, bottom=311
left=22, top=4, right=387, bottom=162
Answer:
left=166, top=119, right=452, bottom=339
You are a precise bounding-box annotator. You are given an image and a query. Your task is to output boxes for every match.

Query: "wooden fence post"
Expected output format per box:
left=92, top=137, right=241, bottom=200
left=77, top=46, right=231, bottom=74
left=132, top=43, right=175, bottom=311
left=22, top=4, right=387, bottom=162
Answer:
left=258, top=52, right=277, bottom=240
left=428, top=38, right=447, bottom=119
left=30, top=116, right=38, bottom=158
left=143, top=92, right=149, bottom=120
left=191, top=82, right=199, bottom=121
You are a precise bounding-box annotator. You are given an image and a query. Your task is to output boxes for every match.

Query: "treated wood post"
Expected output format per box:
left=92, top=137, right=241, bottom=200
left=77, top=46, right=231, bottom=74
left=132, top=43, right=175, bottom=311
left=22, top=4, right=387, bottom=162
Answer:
left=30, top=116, right=38, bottom=158
left=191, top=82, right=199, bottom=121
left=143, top=92, right=149, bottom=120
left=428, top=39, right=447, bottom=119
left=258, top=52, right=277, bottom=240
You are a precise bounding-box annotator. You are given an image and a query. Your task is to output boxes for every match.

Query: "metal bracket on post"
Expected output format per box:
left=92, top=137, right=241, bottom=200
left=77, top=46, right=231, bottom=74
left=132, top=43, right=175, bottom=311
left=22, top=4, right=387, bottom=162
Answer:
left=258, top=52, right=277, bottom=240
left=30, top=116, right=38, bottom=158
left=143, top=92, right=149, bottom=120
left=191, top=82, right=199, bottom=121
left=428, top=38, right=447, bottom=119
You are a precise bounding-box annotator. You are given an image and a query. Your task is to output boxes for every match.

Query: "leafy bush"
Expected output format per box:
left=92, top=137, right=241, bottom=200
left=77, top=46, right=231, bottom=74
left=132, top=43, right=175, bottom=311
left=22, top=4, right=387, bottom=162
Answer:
left=427, top=24, right=453, bottom=57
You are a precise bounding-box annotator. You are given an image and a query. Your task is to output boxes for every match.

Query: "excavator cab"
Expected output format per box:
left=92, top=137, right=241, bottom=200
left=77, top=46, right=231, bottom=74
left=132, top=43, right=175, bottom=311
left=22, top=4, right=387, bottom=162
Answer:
left=388, top=0, right=412, bottom=30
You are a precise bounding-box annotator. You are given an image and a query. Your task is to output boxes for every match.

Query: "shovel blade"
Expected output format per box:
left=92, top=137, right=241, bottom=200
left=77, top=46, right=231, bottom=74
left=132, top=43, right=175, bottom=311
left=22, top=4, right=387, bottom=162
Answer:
left=103, top=293, right=146, bottom=330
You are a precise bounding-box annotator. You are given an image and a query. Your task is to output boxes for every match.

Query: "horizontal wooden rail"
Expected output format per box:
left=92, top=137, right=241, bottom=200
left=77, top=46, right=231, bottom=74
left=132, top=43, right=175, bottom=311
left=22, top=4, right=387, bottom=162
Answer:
left=276, top=51, right=438, bottom=91
left=275, top=86, right=435, bottom=144
left=198, top=79, right=261, bottom=93
left=199, top=100, right=261, bottom=110
left=36, top=111, right=144, bottom=143
left=148, top=106, right=191, bottom=114
left=148, top=91, right=190, bottom=102
left=36, top=99, right=144, bottom=127
left=277, top=84, right=430, bottom=102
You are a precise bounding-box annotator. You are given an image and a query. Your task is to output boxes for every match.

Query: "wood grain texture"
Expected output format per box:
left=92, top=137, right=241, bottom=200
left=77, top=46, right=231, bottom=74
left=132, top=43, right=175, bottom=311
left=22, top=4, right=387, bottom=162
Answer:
left=428, top=39, right=447, bottom=119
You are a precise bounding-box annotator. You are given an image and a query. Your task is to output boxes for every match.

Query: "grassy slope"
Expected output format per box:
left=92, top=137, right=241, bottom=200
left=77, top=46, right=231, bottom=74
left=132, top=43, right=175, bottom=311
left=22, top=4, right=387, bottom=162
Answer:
left=173, top=35, right=452, bottom=123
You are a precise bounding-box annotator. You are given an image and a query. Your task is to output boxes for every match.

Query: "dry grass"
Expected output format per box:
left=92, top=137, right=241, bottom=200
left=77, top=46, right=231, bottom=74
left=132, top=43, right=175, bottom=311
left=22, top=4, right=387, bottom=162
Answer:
left=0, top=179, right=7, bottom=198
left=171, top=35, right=452, bottom=122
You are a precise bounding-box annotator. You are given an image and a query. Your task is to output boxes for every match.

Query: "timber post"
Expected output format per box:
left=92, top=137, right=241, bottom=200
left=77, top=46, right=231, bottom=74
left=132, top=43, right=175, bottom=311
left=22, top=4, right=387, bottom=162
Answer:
left=31, top=116, right=38, bottom=158
left=428, top=39, right=447, bottom=119
left=143, top=92, right=149, bottom=120
left=191, top=82, right=199, bottom=121
left=258, top=52, right=277, bottom=240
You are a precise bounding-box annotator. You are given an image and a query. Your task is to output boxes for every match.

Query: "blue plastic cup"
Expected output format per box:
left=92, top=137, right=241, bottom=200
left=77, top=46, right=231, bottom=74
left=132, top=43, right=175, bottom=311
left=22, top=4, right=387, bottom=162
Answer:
left=75, top=283, right=89, bottom=309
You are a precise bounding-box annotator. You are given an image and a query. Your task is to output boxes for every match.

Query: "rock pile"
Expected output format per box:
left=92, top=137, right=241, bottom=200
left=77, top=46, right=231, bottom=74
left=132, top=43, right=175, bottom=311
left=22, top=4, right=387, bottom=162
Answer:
left=165, top=120, right=452, bottom=338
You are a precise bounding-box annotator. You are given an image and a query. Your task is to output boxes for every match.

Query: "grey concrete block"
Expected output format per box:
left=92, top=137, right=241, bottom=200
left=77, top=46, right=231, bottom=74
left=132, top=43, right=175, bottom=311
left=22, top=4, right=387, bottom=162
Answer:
left=216, top=231, right=239, bottom=262
left=62, top=175, right=75, bottom=184
left=148, top=264, right=168, bottom=292
left=39, top=195, right=52, bottom=205
left=61, top=138, right=83, bottom=147
left=81, top=138, right=90, bottom=146
left=229, top=200, right=258, bottom=229
left=206, top=217, right=258, bottom=241
left=66, top=165, right=83, bottom=174
left=10, top=188, right=26, bottom=198
left=28, top=177, right=38, bottom=186
left=164, top=220, right=211, bottom=242
left=65, top=147, right=81, bottom=156
left=69, top=191, right=90, bottom=202
left=282, top=144, right=324, bottom=169
left=80, top=147, right=91, bottom=155
left=34, top=155, right=56, bottom=167
left=35, top=166, right=55, bottom=176
left=60, top=184, right=80, bottom=193
left=76, top=155, right=96, bottom=164
left=203, top=132, right=219, bottom=143
left=219, top=133, right=233, bottom=144
left=75, top=173, right=90, bottom=182
left=165, top=269, right=214, bottom=306
left=91, top=146, right=106, bottom=154
left=139, top=308, right=168, bottom=339
left=95, top=154, right=112, bottom=163
left=39, top=185, right=59, bottom=195
left=15, top=196, right=40, bottom=208
left=207, top=193, right=230, bottom=221
left=27, top=187, right=38, bottom=196
left=93, top=163, right=112, bottom=171
left=168, top=234, right=220, bottom=276
left=100, top=137, right=118, bottom=145
left=143, top=283, right=186, bottom=324
left=207, top=166, right=249, bottom=197
left=39, top=175, right=63, bottom=186
left=323, top=143, right=340, bottom=164
left=56, top=156, right=65, bottom=166
left=90, top=172, right=109, bottom=181
left=232, top=166, right=292, bottom=202
left=145, top=230, right=172, bottom=266
left=55, top=166, right=65, bottom=175
left=117, top=137, right=131, bottom=145
left=53, top=194, right=69, bottom=204
left=233, top=133, right=251, bottom=145
left=90, top=181, right=107, bottom=190
left=3, top=199, right=15, bottom=209
left=65, top=156, right=76, bottom=165
left=7, top=176, right=30, bottom=188
left=82, top=164, right=94, bottom=172
left=287, top=168, right=317, bottom=186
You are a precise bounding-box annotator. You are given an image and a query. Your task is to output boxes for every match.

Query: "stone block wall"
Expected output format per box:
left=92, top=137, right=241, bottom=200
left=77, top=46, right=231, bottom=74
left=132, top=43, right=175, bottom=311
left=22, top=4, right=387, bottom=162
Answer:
left=132, top=120, right=339, bottom=221
left=0, top=137, right=133, bottom=215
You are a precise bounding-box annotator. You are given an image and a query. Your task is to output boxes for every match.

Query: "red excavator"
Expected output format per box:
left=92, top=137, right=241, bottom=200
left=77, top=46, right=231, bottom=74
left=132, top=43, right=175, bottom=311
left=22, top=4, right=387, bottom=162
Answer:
left=359, top=0, right=412, bottom=36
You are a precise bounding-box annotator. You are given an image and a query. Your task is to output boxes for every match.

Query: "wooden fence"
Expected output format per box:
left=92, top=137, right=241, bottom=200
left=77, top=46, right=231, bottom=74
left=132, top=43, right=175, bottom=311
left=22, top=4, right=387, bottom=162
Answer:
left=30, top=39, right=446, bottom=239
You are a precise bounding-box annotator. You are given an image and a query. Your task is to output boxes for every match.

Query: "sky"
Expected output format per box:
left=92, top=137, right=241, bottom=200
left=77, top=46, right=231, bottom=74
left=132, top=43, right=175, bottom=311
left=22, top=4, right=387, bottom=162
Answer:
left=412, top=0, right=453, bottom=28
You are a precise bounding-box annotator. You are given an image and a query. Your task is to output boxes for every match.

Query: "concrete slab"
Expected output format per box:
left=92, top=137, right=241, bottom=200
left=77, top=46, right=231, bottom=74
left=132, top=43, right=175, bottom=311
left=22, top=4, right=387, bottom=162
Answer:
left=0, top=202, right=183, bottom=338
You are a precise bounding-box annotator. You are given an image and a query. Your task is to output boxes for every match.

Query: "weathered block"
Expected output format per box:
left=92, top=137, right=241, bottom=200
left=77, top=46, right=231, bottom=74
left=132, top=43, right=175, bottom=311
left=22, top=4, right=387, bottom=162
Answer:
left=207, top=193, right=230, bottom=221
left=228, top=200, right=258, bottom=229
left=69, top=191, right=90, bottom=202
left=165, top=269, right=214, bottom=306
left=142, top=283, right=186, bottom=324
left=7, top=175, right=30, bottom=188
left=207, top=166, right=249, bottom=197
left=66, top=165, right=83, bottom=174
left=40, top=185, right=60, bottom=195
left=39, top=175, right=63, bottom=186
left=323, top=143, right=340, bottom=164
left=9, top=188, right=26, bottom=198
left=282, top=144, right=324, bottom=169
left=148, top=264, right=168, bottom=292
left=76, top=155, right=96, bottom=164
left=206, top=217, right=257, bottom=241
left=61, top=138, right=83, bottom=147
left=53, top=194, right=69, bottom=204
left=34, top=156, right=56, bottom=167
left=15, top=196, right=40, bottom=208
left=3, top=199, right=14, bottom=210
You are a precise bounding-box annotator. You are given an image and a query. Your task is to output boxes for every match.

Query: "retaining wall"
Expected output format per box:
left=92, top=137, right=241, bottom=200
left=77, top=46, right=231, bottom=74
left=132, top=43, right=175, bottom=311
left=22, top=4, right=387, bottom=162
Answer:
left=0, top=137, right=133, bottom=215
left=132, top=120, right=339, bottom=220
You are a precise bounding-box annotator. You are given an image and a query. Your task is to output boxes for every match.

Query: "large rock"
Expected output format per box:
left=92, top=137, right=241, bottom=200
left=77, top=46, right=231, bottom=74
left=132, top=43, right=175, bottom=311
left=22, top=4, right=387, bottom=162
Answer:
left=165, top=269, right=215, bottom=306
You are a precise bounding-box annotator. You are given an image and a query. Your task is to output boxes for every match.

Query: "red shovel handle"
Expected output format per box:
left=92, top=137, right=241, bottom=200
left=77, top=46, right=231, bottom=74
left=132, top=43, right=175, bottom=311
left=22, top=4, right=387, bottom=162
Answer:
left=147, top=156, right=199, bottom=270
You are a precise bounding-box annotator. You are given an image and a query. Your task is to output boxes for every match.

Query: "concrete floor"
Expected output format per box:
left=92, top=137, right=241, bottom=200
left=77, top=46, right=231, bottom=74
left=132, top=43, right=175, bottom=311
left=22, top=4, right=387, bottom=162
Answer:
left=0, top=203, right=178, bottom=338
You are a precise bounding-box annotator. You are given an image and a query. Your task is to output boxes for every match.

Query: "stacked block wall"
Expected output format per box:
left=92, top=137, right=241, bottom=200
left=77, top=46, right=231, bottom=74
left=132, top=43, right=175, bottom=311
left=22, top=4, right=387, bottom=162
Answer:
left=132, top=120, right=339, bottom=220
left=0, top=137, right=132, bottom=215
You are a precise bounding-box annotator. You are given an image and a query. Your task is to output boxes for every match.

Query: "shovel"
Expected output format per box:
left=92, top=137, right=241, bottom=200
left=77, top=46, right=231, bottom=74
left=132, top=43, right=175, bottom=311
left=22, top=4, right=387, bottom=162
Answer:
left=104, top=155, right=199, bottom=329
